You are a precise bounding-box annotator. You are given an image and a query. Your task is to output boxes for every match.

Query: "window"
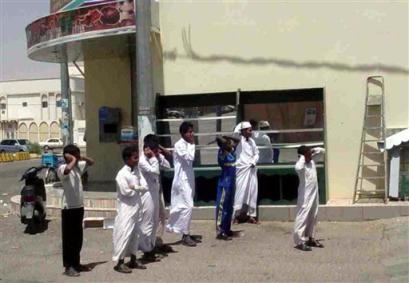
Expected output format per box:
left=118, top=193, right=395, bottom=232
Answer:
left=157, top=89, right=324, bottom=165
left=22, top=102, right=28, bottom=107
left=1, top=140, right=15, bottom=145
left=41, top=95, right=48, bottom=108
left=157, top=89, right=326, bottom=205
left=1, top=96, right=6, bottom=110
left=157, top=92, right=238, bottom=166
left=56, top=94, right=62, bottom=107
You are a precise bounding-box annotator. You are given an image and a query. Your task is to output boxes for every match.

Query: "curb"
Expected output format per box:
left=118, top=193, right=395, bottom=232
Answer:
left=10, top=194, right=409, bottom=222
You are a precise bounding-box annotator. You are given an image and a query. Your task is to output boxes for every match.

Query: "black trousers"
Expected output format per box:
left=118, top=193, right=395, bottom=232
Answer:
left=61, top=207, right=84, bottom=268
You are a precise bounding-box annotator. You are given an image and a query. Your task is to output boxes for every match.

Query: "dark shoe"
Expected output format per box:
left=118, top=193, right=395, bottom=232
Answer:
left=216, top=233, right=232, bottom=241
left=114, top=263, right=132, bottom=273
left=74, top=264, right=91, bottom=272
left=142, top=251, right=160, bottom=262
left=190, top=235, right=202, bottom=243
left=157, top=244, right=175, bottom=253
left=182, top=235, right=197, bottom=247
left=127, top=260, right=147, bottom=270
left=226, top=230, right=242, bottom=238
left=307, top=238, right=324, bottom=248
left=63, top=267, right=80, bottom=277
left=295, top=242, right=312, bottom=252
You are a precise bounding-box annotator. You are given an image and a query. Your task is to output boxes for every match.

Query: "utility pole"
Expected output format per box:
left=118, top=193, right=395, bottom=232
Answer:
left=134, top=0, right=155, bottom=150
left=60, top=62, right=73, bottom=145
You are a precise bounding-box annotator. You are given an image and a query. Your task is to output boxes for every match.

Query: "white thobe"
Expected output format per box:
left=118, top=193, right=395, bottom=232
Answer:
left=253, top=131, right=273, bottom=164
left=138, top=153, right=170, bottom=252
left=234, top=135, right=259, bottom=217
left=112, top=165, right=144, bottom=261
left=166, top=138, right=195, bottom=235
left=293, top=147, right=325, bottom=245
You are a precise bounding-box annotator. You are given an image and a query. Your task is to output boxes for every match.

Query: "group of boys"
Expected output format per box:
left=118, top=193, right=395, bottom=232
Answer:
left=57, top=120, right=325, bottom=277
left=112, top=122, right=201, bottom=273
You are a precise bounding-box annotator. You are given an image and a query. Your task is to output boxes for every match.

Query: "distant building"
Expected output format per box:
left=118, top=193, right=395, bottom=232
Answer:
left=0, top=65, right=85, bottom=146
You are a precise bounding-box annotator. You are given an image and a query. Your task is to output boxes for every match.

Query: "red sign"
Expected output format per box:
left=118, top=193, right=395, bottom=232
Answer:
left=27, top=0, right=134, bottom=49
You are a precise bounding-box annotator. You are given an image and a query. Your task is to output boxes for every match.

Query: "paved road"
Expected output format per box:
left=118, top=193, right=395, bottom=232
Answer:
left=0, top=159, right=39, bottom=215
left=0, top=215, right=407, bottom=282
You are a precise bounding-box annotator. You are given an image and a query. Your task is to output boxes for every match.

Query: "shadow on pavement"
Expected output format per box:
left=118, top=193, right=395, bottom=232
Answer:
left=24, top=219, right=50, bottom=235
left=82, top=261, right=108, bottom=271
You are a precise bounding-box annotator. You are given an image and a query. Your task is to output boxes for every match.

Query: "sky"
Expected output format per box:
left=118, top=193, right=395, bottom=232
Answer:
left=0, top=0, right=59, bottom=81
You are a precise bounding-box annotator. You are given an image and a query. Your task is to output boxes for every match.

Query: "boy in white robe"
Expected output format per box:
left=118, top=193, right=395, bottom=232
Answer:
left=166, top=122, right=200, bottom=247
left=112, top=146, right=147, bottom=273
left=142, top=134, right=174, bottom=254
left=233, top=121, right=260, bottom=224
left=293, top=145, right=325, bottom=251
left=138, top=138, right=170, bottom=261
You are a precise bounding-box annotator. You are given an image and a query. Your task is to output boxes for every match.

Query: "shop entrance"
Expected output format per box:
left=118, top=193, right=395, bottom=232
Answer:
left=156, top=88, right=326, bottom=206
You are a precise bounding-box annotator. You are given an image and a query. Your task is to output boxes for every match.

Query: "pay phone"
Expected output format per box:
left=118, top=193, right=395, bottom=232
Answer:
left=99, top=106, right=121, bottom=142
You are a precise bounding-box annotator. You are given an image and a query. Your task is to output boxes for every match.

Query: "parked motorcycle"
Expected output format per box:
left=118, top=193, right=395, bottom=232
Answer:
left=20, top=166, right=47, bottom=234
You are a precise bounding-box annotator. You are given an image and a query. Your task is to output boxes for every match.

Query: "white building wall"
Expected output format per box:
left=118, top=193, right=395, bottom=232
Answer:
left=159, top=1, right=409, bottom=200
left=0, top=77, right=85, bottom=144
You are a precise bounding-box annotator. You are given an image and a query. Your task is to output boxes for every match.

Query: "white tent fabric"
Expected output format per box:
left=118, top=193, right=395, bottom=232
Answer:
left=385, top=128, right=409, bottom=150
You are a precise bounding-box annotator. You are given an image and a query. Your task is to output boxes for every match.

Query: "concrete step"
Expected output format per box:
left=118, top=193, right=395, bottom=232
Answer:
left=10, top=193, right=409, bottom=221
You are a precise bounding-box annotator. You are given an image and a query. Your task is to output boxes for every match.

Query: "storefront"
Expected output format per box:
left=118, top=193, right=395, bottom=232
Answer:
left=26, top=1, right=408, bottom=203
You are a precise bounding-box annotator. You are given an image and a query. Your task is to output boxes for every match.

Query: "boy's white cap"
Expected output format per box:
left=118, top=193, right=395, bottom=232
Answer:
left=259, top=120, right=270, bottom=128
left=234, top=121, right=252, bottom=133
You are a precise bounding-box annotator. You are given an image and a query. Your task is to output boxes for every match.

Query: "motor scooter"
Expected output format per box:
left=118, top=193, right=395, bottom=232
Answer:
left=20, top=167, right=47, bottom=234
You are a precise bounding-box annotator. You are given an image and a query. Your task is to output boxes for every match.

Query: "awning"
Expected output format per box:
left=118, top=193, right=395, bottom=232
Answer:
left=385, top=128, right=409, bottom=150
left=26, top=0, right=135, bottom=63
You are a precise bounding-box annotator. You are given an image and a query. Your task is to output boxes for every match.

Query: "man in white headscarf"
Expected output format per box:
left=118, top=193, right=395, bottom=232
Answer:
left=250, top=120, right=274, bottom=164
left=233, top=121, right=260, bottom=224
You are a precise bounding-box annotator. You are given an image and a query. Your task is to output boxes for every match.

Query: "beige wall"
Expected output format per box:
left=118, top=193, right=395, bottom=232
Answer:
left=84, top=39, right=132, bottom=182
left=159, top=1, right=409, bottom=199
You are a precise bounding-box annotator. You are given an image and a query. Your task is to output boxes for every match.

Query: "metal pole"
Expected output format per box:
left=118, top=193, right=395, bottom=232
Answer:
left=72, top=60, right=85, bottom=78
left=60, top=62, right=73, bottom=145
left=135, top=0, right=155, bottom=150
left=236, top=88, right=241, bottom=123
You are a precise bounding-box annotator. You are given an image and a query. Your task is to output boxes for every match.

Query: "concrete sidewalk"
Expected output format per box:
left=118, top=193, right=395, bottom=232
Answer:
left=0, top=215, right=408, bottom=282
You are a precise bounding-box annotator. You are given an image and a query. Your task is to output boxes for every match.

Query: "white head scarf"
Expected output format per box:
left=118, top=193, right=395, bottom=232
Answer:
left=233, top=121, right=252, bottom=134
